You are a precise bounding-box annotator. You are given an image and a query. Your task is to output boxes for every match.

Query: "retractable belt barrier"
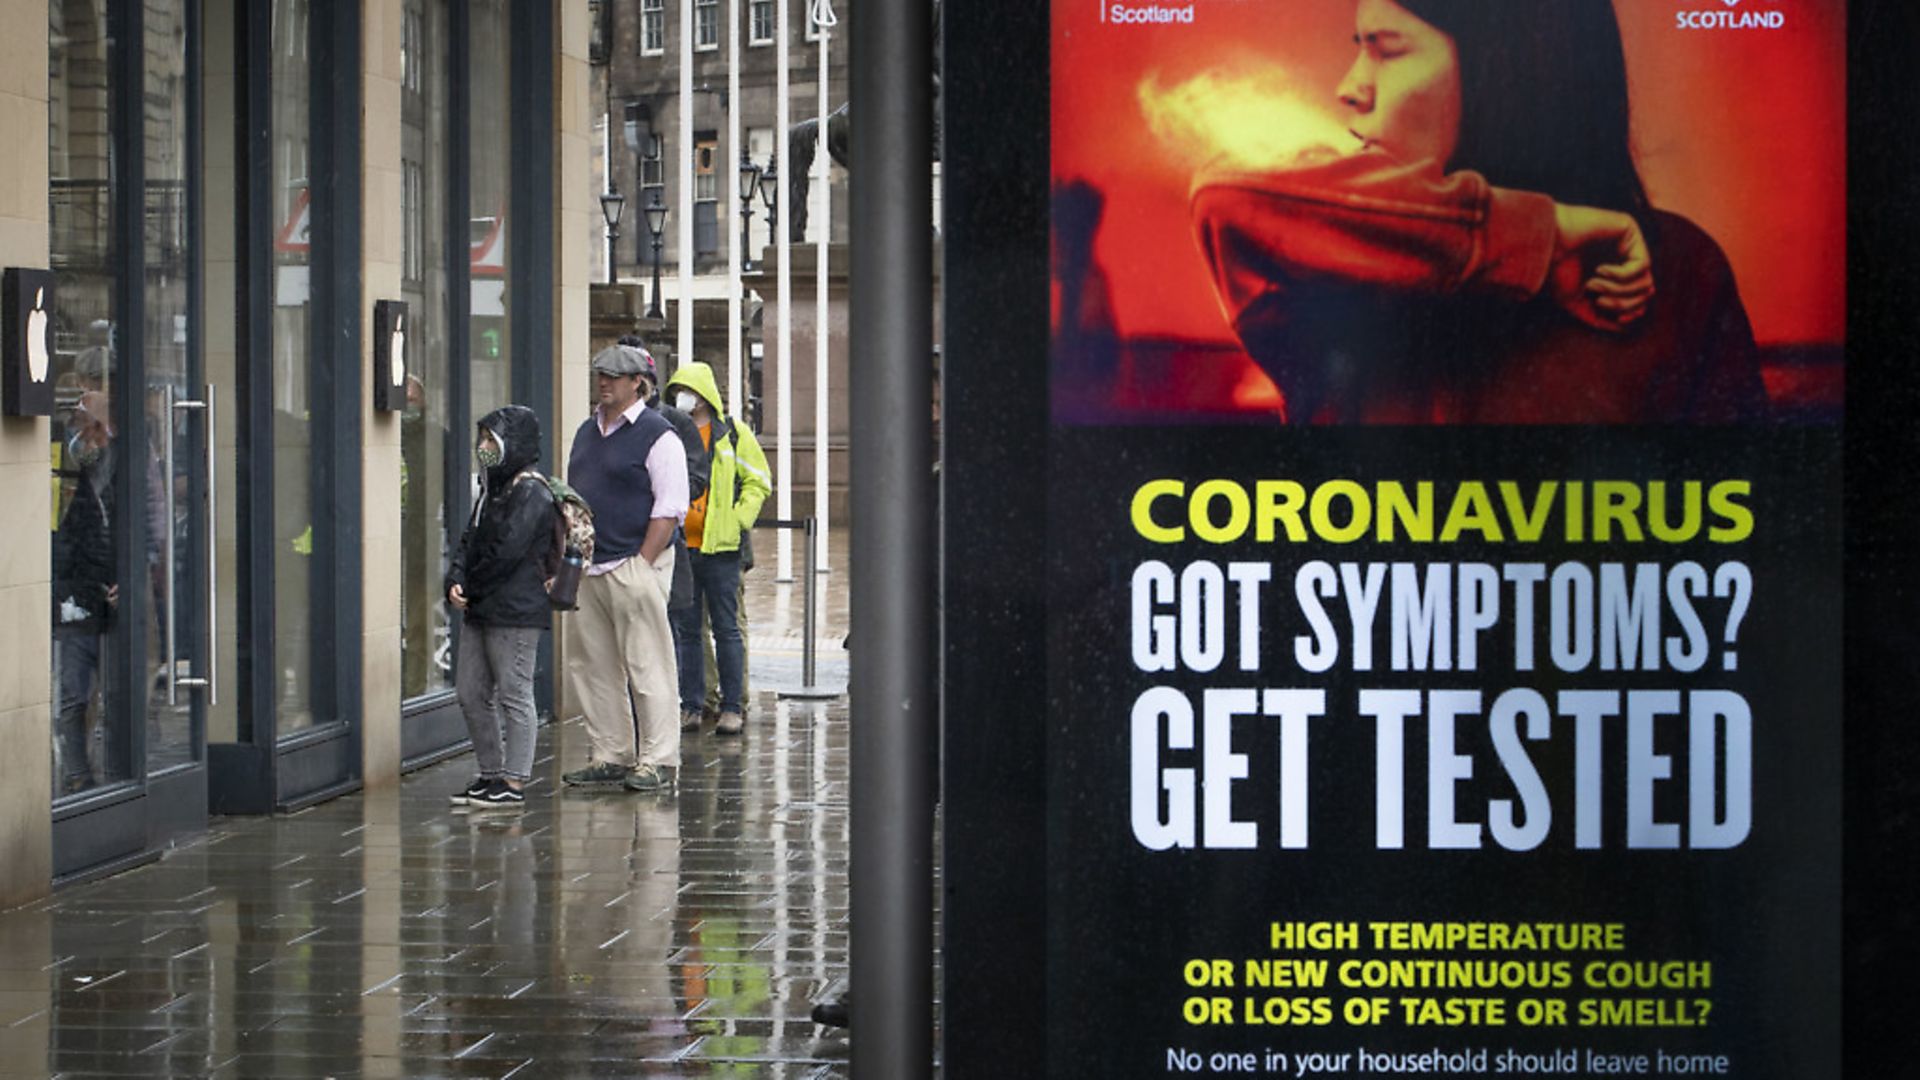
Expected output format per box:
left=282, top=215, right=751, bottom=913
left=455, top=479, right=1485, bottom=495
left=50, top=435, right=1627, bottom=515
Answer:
left=762, top=517, right=840, bottom=699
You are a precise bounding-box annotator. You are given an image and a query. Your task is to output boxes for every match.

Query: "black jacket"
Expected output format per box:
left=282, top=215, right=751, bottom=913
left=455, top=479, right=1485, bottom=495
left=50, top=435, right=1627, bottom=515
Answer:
left=52, top=440, right=115, bottom=635
left=657, top=402, right=709, bottom=504
left=655, top=401, right=707, bottom=611
left=446, top=405, right=556, bottom=628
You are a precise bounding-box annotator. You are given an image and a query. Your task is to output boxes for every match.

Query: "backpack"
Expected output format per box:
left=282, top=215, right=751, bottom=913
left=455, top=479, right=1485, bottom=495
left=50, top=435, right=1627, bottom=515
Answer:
left=515, top=469, right=595, bottom=569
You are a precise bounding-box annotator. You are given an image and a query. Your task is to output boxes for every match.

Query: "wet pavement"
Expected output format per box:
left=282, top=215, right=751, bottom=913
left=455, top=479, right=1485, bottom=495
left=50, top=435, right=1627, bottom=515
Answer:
left=0, top=532, right=873, bottom=1078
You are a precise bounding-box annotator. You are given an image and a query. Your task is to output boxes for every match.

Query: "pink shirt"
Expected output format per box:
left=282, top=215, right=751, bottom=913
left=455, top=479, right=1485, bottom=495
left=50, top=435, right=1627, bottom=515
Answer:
left=584, top=399, right=689, bottom=577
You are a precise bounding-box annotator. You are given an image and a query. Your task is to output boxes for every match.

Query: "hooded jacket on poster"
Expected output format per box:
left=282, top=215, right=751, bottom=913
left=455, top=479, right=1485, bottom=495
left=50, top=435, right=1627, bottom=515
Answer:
left=664, top=362, right=771, bottom=555
left=1191, top=152, right=1764, bottom=423
left=445, top=405, right=556, bottom=628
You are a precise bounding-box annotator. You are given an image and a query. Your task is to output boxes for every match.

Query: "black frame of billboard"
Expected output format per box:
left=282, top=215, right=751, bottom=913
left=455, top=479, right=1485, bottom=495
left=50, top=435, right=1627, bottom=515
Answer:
left=940, top=0, right=1050, bottom=1073
left=940, top=1, right=1918, bottom=1075
left=1839, top=0, right=1920, bottom=1074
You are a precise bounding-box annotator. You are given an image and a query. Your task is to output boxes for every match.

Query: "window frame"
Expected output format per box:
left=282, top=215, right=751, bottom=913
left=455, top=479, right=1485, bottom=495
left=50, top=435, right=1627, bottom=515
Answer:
left=748, top=0, right=774, bottom=46
left=695, top=0, right=719, bottom=51
left=641, top=0, right=665, bottom=56
left=640, top=130, right=665, bottom=208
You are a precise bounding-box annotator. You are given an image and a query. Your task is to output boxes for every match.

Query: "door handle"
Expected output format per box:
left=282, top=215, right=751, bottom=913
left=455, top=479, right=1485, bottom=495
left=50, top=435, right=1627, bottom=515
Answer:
left=163, top=384, right=178, bottom=704
left=170, top=385, right=216, bottom=706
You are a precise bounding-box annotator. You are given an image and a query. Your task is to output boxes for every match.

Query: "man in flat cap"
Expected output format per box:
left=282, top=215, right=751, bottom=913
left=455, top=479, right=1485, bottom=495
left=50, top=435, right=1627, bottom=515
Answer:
left=561, top=344, right=690, bottom=791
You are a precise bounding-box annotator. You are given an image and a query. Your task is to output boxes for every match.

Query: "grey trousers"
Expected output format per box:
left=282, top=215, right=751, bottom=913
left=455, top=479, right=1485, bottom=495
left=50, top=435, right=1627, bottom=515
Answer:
left=54, top=631, right=113, bottom=786
left=456, top=621, right=543, bottom=783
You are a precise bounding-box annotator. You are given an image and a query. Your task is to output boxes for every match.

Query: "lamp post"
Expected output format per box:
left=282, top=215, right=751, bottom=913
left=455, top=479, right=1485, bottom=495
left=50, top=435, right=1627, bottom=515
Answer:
left=758, top=154, right=779, bottom=241
left=599, top=186, right=626, bottom=284
left=644, top=190, right=668, bottom=320
left=738, top=151, right=762, bottom=272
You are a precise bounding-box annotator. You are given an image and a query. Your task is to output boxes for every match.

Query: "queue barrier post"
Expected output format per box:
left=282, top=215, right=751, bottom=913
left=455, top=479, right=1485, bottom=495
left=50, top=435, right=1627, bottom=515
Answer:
left=765, top=516, right=841, bottom=700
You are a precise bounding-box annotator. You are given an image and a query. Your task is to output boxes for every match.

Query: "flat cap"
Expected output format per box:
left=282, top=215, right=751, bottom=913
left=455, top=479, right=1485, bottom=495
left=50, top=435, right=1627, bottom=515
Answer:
left=589, top=344, right=655, bottom=379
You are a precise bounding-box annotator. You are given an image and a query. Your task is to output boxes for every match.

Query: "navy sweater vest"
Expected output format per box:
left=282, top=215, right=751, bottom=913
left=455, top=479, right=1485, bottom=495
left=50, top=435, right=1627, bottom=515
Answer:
left=568, top=408, right=674, bottom=563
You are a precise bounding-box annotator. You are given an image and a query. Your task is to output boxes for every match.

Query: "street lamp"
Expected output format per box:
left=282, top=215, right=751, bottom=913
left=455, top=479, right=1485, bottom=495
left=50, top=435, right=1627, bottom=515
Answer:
left=738, top=151, right=762, bottom=272
left=599, top=185, right=626, bottom=284
left=758, top=154, right=779, bottom=241
left=644, top=189, right=668, bottom=320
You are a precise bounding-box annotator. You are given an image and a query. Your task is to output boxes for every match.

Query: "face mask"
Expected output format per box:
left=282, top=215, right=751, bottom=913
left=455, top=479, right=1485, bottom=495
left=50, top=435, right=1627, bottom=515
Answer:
left=675, top=390, right=700, bottom=413
left=72, top=442, right=105, bottom=470
left=476, top=441, right=503, bottom=468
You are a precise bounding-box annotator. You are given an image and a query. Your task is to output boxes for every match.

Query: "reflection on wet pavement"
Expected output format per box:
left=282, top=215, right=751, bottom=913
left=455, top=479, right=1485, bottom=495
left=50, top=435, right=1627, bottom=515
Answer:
left=0, top=533, right=867, bottom=1078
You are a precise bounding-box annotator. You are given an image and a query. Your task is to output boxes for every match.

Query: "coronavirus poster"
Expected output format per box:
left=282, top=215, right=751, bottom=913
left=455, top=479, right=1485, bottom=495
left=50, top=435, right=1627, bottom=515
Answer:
left=1045, top=2, right=1842, bottom=1076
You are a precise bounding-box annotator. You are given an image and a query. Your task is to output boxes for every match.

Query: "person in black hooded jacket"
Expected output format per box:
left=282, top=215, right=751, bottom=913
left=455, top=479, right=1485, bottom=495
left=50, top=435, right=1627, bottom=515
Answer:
left=444, top=405, right=556, bottom=809
left=52, top=373, right=122, bottom=794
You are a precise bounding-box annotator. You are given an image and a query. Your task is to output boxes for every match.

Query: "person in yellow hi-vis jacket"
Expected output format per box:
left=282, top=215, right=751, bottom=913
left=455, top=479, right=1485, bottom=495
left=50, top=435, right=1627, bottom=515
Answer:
left=663, top=361, right=771, bottom=736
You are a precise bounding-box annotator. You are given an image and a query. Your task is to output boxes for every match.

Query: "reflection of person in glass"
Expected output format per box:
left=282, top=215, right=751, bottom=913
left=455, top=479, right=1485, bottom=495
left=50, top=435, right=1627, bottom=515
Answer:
left=1192, top=0, right=1766, bottom=424
left=52, top=347, right=121, bottom=793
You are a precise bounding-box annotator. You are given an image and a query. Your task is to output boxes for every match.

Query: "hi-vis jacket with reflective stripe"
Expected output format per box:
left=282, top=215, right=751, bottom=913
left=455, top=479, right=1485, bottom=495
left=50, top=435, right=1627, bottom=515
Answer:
left=665, top=360, right=771, bottom=555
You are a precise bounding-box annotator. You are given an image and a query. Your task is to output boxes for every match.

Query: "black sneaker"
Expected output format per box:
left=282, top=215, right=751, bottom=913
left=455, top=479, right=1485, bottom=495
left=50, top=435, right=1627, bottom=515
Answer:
left=469, top=781, right=525, bottom=810
left=562, top=760, right=633, bottom=787
left=450, top=777, right=490, bottom=806
left=812, top=996, right=850, bottom=1028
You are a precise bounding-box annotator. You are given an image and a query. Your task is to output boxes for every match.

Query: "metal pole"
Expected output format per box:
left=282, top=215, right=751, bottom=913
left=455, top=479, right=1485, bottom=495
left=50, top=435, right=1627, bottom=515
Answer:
left=775, top=0, right=795, bottom=581
left=850, top=0, right=934, bottom=1072
left=648, top=230, right=664, bottom=319
left=678, top=0, right=695, bottom=364
left=803, top=515, right=817, bottom=688
left=728, top=0, right=743, bottom=417
left=603, top=96, right=614, bottom=281
left=813, top=0, right=836, bottom=572
left=739, top=202, right=753, bottom=273
left=773, top=515, right=839, bottom=702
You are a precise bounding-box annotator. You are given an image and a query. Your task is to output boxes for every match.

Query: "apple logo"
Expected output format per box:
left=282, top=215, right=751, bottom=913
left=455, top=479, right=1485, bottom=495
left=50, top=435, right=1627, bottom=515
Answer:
left=388, top=312, right=406, bottom=387
left=26, top=287, right=48, bottom=383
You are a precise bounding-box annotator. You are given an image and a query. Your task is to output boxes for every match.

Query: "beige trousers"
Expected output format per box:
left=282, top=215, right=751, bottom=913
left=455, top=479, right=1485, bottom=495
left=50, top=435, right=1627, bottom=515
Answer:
left=565, top=550, right=679, bottom=769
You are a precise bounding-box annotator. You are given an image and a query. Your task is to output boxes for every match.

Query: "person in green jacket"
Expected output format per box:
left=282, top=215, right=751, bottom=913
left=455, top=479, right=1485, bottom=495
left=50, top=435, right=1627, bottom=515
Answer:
left=664, top=361, right=771, bottom=735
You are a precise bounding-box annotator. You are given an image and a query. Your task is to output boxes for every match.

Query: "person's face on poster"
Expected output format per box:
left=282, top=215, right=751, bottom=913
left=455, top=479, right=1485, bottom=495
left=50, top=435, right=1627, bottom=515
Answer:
left=1335, top=0, right=1460, bottom=165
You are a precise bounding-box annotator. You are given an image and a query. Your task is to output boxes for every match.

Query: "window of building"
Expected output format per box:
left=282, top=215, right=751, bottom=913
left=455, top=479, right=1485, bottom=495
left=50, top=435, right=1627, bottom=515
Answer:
left=470, top=0, right=514, bottom=428
left=50, top=0, right=129, bottom=796
left=400, top=0, right=455, bottom=710
left=694, top=138, right=718, bottom=203
left=401, top=1, right=423, bottom=95
left=640, top=131, right=665, bottom=209
left=271, top=0, right=319, bottom=735
left=696, top=0, right=719, bottom=50
left=402, top=157, right=423, bottom=284
left=641, top=0, right=665, bottom=55
left=694, top=135, right=718, bottom=255
left=750, top=0, right=774, bottom=45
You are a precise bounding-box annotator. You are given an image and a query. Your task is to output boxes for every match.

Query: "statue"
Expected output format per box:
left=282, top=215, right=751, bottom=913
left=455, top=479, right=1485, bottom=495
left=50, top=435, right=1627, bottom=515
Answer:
left=784, top=0, right=942, bottom=242
left=786, top=103, right=850, bottom=242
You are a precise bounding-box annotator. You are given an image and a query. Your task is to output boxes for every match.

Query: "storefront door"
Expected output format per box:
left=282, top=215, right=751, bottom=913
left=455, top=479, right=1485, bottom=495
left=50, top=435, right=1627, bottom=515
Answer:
left=203, top=0, right=365, bottom=813
left=49, top=0, right=212, bottom=881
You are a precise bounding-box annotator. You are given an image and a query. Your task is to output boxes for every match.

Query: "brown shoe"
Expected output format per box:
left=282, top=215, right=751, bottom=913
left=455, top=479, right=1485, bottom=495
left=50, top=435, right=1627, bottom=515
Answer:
left=715, top=711, right=745, bottom=735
